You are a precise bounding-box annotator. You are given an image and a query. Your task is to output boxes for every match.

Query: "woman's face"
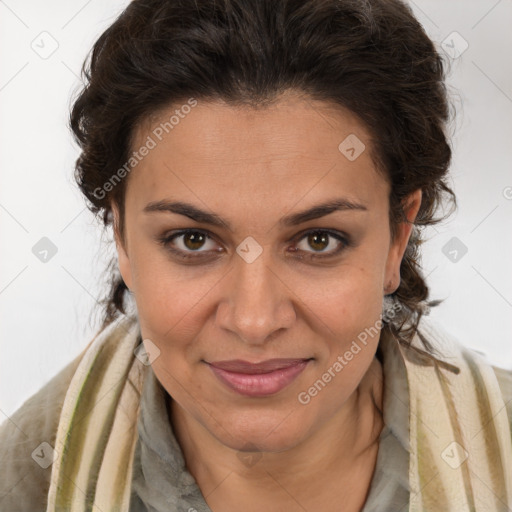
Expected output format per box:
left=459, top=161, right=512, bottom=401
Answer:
left=114, top=91, right=420, bottom=453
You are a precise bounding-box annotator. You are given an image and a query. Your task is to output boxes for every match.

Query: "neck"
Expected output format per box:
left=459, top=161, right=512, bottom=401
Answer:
left=170, top=357, right=384, bottom=510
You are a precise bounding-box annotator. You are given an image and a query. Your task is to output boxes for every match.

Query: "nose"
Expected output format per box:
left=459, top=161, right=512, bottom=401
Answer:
left=215, top=250, right=296, bottom=346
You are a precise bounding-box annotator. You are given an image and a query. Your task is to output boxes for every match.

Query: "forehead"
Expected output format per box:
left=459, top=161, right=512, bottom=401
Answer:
left=126, top=92, right=388, bottom=217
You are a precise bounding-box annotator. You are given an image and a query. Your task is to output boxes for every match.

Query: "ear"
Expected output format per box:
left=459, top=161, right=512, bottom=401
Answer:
left=383, top=188, right=422, bottom=294
left=111, top=202, right=133, bottom=291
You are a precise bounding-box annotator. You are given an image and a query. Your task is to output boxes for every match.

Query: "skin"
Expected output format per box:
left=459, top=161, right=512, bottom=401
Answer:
left=112, top=90, right=422, bottom=511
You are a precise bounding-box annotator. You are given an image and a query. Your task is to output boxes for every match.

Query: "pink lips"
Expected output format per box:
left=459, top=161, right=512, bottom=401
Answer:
left=208, top=358, right=311, bottom=397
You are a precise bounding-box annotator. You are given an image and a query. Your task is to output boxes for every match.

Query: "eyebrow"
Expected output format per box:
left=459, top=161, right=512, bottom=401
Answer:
left=143, top=198, right=368, bottom=231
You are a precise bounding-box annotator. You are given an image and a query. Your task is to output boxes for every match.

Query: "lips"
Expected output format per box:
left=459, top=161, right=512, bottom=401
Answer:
left=209, top=358, right=309, bottom=374
left=207, top=358, right=312, bottom=397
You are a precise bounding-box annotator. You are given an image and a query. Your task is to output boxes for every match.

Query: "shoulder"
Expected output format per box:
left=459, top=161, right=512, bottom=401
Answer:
left=0, top=351, right=83, bottom=511
left=416, top=316, right=512, bottom=430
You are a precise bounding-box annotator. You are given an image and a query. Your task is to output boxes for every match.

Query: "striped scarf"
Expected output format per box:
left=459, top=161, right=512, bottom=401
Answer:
left=45, top=314, right=512, bottom=511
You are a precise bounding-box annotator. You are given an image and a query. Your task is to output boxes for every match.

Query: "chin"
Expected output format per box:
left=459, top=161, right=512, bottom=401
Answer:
left=209, top=407, right=314, bottom=454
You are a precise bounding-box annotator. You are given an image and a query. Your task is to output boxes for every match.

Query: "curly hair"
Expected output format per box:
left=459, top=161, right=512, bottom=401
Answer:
left=70, top=0, right=458, bottom=365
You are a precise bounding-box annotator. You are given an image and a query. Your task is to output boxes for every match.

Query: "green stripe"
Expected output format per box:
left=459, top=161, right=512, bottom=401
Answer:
left=55, top=320, right=138, bottom=509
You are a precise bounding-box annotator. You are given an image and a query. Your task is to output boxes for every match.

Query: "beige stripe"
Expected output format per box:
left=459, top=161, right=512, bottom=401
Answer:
left=403, top=320, right=512, bottom=511
left=93, top=358, right=147, bottom=510
left=434, top=362, right=476, bottom=508
left=462, top=349, right=512, bottom=508
left=46, top=316, right=139, bottom=511
left=398, top=337, right=470, bottom=510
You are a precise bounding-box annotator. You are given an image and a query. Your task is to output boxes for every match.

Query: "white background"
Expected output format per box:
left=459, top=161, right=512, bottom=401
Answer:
left=1, top=0, right=511, bottom=420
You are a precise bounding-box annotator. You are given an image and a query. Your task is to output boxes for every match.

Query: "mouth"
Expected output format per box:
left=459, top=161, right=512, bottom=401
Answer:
left=207, top=358, right=313, bottom=397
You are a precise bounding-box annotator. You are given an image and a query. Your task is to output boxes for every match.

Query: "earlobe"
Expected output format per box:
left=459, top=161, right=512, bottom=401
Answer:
left=383, top=189, right=422, bottom=295
left=110, top=202, right=133, bottom=291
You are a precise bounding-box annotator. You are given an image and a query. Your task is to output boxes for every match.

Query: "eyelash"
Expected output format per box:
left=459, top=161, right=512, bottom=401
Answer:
left=157, top=228, right=351, bottom=262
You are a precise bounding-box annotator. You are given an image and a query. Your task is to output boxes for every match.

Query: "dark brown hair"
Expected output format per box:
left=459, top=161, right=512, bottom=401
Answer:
left=70, top=0, right=458, bottom=364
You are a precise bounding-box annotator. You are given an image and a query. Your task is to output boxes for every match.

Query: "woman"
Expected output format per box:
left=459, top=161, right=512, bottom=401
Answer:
left=1, top=0, right=511, bottom=510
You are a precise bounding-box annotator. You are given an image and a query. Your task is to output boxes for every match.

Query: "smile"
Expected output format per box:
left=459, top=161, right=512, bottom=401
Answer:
left=207, top=358, right=312, bottom=397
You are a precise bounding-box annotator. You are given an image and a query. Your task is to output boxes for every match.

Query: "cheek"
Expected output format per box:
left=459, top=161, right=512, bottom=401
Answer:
left=131, top=255, right=219, bottom=361
left=294, top=270, right=384, bottom=419
left=291, top=255, right=386, bottom=383
left=297, top=261, right=384, bottom=330
left=318, top=285, right=383, bottom=375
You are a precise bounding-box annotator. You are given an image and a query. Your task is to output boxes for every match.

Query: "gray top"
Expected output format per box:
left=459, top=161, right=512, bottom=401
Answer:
left=128, top=331, right=413, bottom=511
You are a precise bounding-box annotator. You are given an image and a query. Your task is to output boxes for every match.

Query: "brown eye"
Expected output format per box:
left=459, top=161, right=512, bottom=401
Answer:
left=295, top=230, right=347, bottom=256
left=159, top=228, right=350, bottom=263
left=160, top=229, right=220, bottom=257
left=306, top=231, right=330, bottom=251
left=182, top=231, right=207, bottom=250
